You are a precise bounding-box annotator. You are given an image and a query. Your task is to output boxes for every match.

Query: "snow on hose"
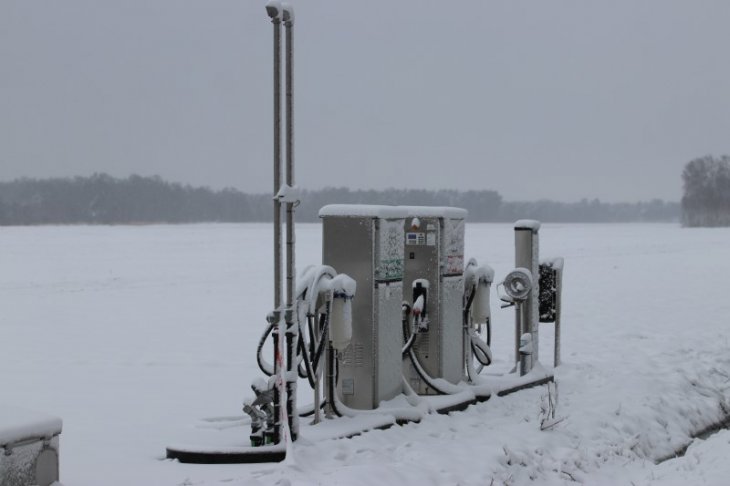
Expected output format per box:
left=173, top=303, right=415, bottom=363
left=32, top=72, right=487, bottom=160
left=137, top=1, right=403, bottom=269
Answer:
left=471, top=279, right=491, bottom=324
left=296, top=264, right=337, bottom=314
left=470, top=330, right=492, bottom=365
left=464, top=259, right=494, bottom=325
left=327, top=274, right=356, bottom=351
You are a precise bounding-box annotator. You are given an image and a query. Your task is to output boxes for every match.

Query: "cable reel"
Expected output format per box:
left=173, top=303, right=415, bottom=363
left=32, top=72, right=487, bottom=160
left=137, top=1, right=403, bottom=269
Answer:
left=499, top=267, right=533, bottom=305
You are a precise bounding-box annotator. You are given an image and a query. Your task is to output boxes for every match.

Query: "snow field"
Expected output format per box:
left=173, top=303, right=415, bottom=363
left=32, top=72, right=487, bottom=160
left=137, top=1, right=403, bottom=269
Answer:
left=2, top=223, right=730, bottom=485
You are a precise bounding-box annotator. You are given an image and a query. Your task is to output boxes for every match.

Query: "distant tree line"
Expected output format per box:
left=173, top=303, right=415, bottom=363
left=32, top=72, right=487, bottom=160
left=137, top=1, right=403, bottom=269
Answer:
left=681, top=155, right=730, bottom=227
left=0, top=174, right=268, bottom=225
left=295, top=188, right=677, bottom=223
left=0, top=173, right=679, bottom=225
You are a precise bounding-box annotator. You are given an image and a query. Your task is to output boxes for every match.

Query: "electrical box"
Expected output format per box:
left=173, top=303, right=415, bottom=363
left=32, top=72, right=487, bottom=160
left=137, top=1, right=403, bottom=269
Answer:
left=401, top=207, right=467, bottom=395
left=319, top=205, right=407, bottom=410
left=539, top=257, right=564, bottom=323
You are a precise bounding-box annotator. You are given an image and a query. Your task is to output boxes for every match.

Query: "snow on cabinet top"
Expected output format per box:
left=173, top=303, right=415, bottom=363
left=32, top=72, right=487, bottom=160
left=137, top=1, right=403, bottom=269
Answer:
left=319, top=205, right=409, bottom=219
left=0, top=405, right=62, bottom=446
left=398, top=206, right=467, bottom=219
left=514, top=219, right=541, bottom=231
left=464, top=259, right=495, bottom=284
left=319, top=205, right=467, bottom=219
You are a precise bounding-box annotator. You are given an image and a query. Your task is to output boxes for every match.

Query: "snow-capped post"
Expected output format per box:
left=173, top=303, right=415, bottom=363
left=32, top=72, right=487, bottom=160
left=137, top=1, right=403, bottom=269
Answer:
left=264, top=0, right=284, bottom=446
left=282, top=2, right=299, bottom=443
left=514, top=220, right=540, bottom=370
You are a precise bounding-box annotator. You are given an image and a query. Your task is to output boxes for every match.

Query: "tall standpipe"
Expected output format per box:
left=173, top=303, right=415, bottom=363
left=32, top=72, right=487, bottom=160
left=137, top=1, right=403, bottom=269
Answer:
left=282, top=2, right=298, bottom=442
left=514, top=220, right=540, bottom=370
left=265, top=0, right=283, bottom=446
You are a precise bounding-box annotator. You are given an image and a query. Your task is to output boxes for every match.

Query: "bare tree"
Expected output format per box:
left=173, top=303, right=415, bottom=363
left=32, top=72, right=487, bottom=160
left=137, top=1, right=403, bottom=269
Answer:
left=682, top=155, right=730, bottom=227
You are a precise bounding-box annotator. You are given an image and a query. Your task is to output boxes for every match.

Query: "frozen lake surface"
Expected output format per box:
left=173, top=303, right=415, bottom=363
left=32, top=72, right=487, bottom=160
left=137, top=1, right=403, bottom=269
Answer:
left=2, top=222, right=730, bottom=485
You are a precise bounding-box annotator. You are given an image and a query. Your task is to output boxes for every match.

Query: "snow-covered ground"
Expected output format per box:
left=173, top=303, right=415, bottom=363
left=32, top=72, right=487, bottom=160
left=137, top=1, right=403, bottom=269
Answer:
left=2, top=222, right=730, bottom=485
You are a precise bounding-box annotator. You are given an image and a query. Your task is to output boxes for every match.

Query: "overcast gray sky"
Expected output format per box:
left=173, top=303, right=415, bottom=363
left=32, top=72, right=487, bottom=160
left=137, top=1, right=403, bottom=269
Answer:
left=2, top=1, right=729, bottom=202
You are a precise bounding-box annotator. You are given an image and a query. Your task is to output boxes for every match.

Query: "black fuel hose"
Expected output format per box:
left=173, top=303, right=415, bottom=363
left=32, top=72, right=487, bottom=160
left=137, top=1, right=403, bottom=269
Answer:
left=463, top=283, right=492, bottom=366
left=402, top=331, right=417, bottom=356
left=297, top=315, right=317, bottom=379
left=298, top=309, right=330, bottom=389
left=256, top=321, right=275, bottom=376
left=401, top=306, right=417, bottom=356
left=327, top=343, right=343, bottom=417
left=407, top=347, right=451, bottom=395
left=471, top=334, right=492, bottom=366
left=298, top=401, right=328, bottom=418
left=401, top=309, right=452, bottom=395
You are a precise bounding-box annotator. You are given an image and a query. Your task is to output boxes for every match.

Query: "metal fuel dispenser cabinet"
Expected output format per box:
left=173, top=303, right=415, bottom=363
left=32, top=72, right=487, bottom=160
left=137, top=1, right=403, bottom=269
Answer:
left=319, top=205, right=408, bottom=410
left=401, top=207, right=467, bottom=395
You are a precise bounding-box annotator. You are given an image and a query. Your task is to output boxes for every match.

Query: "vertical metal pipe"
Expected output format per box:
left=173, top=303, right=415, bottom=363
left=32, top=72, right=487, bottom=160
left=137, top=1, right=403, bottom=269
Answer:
left=514, top=299, right=531, bottom=366
left=554, top=310, right=561, bottom=367
left=266, top=1, right=283, bottom=445
left=515, top=221, right=540, bottom=369
left=325, top=343, right=336, bottom=419
left=463, top=310, right=470, bottom=382
left=519, top=332, right=532, bottom=376
left=271, top=18, right=282, bottom=327
left=284, top=10, right=295, bottom=313
left=514, top=308, right=521, bottom=365
left=283, top=4, right=298, bottom=441
left=554, top=261, right=563, bottom=367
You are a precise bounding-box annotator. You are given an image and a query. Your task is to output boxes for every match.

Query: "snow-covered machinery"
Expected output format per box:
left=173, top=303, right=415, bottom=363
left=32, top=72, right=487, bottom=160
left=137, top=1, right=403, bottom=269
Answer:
left=514, top=220, right=541, bottom=371
left=400, top=207, right=469, bottom=395
left=165, top=1, right=564, bottom=465
left=165, top=209, right=564, bottom=463
left=249, top=263, right=360, bottom=442
left=316, top=205, right=560, bottom=412
left=319, top=206, right=406, bottom=410
left=497, top=220, right=563, bottom=374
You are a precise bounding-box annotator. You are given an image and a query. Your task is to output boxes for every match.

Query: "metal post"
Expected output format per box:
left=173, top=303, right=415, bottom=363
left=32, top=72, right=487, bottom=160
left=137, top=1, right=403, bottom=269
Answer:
left=283, top=3, right=298, bottom=441
left=553, top=259, right=563, bottom=367
left=554, top=310, right=561, bottom=367
left=515, top=220, right=540, bottom=369
left=519, top=332, right=532, bottom=376
left=265, top=0, right=283, bottom=446
left=514, top=300, right=531, bottom=367
left=514, top=308, right=521, bottom=365
left=325, top=343, right=335, bottom=419
left=312, top=314, right=322, bottom=424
